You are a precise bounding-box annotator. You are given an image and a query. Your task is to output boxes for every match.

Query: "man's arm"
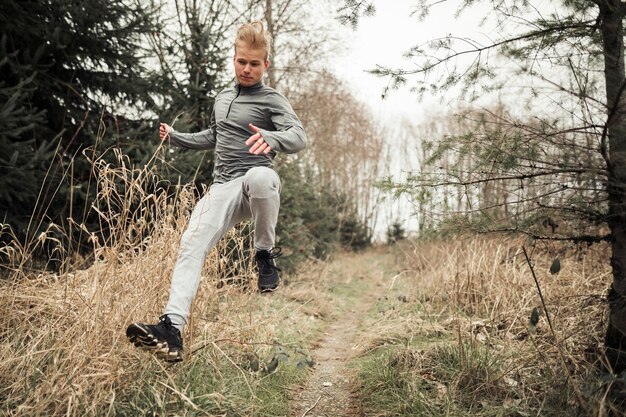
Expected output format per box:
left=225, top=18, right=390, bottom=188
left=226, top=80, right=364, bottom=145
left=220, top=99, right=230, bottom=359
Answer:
left=160, top=109, right=217, bottom=150
left=255, top=93, right=307, bottom=154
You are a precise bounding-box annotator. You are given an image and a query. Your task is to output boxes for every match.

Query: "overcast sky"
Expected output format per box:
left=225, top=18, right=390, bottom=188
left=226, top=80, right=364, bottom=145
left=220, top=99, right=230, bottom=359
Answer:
left=325, top=1, right=492, bottom=123
left=322, top=0, right=563, bottom=122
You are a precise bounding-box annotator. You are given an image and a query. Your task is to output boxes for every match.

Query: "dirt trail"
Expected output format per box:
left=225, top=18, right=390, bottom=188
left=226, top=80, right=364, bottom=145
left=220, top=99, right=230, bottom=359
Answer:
left=289, top=254, right=390, bottom=417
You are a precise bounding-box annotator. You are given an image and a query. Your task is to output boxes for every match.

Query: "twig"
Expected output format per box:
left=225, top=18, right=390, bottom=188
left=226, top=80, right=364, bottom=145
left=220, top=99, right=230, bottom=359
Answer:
left=156, top=381, right=200, bottom=411
left=211, top=341, right=256, bottom=399
left=300, top=395, right=322, bottom=417
left=388, top=270, right=409, bottom=290
left=522, top=246, right=556, bottom=336
left=191, top=338, right=280, bottom=355
left=522, top=246, right=587, bottom=407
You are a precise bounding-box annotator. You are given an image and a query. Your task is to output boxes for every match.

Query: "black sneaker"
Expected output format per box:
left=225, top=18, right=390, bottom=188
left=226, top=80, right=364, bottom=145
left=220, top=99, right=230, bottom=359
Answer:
left=126, top=315, right=183, bottom=362
left=256, top=248, right=282, bottom=292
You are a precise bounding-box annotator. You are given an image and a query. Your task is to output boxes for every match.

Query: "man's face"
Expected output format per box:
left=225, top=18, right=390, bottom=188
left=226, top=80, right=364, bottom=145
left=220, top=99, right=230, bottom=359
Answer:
left=233, top=43, right=269, bottom=87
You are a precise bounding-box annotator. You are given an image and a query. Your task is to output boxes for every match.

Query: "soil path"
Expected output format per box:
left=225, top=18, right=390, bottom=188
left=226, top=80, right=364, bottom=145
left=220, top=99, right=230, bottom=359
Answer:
left=289, top=252, right=391, bottom=417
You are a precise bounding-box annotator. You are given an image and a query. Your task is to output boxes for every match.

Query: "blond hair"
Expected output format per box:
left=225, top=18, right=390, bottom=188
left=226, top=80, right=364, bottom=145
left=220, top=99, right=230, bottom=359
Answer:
left=235, top=21, right=273, bottom=61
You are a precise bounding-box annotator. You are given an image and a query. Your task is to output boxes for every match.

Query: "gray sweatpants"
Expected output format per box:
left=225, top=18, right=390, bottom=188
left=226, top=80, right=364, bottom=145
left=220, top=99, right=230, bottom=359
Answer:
left=164, top=166, right=281, bottom=329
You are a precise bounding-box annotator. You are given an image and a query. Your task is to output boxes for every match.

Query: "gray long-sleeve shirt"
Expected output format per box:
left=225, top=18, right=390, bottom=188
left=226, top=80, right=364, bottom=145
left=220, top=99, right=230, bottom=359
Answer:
left=168, top=81, right=307, bottom=184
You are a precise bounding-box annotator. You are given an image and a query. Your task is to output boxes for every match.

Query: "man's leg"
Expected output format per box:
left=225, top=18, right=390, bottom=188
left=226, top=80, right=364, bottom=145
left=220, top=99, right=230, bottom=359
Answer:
left=242, top=166, right=281, bottom=250
left=164, top=179, right=245, bottom=328
left=241, top=167, right=282, bottom=291
left=126, top=179, right=245, bottom=361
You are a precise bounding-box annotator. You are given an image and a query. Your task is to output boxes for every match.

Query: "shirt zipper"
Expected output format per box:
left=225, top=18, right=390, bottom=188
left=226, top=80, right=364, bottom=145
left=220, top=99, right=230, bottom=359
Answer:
left=226, top=84, right=241, bottom=120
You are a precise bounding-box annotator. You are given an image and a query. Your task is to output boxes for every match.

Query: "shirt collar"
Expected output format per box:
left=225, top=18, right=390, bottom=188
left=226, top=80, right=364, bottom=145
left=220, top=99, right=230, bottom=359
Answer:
left=235, top=80, right=264, bottom=92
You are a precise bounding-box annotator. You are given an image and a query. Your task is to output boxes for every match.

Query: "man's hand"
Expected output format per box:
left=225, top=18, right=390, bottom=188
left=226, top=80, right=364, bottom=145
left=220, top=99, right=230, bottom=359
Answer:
left=159, top=123, right=172, bottom=141
left=245, top=123, right=272, bottom=155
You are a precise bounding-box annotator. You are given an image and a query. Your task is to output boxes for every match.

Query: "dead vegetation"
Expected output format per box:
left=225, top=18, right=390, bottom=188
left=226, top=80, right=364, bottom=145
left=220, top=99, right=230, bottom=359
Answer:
left=1, top=147, right=621, bottom=416
left=353, top=236, right=619, bottom=416
left=0, top=153, right=332, bottom=416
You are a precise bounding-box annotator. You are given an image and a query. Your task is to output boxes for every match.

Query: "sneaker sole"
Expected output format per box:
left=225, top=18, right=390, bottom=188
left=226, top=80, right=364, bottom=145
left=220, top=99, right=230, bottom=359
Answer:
left=126, top=323, right=182, bottom=362
left=258, top=282, right=280, bottom=293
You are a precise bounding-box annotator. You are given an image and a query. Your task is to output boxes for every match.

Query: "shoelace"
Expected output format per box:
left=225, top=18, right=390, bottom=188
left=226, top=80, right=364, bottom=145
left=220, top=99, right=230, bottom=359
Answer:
left=159, top=315, right=174, bottom=328
left=159, top=315, right=182, bottom=342
left=258, top=247, right=282, bottom=271
left=267, top=247, right=282, bottom=259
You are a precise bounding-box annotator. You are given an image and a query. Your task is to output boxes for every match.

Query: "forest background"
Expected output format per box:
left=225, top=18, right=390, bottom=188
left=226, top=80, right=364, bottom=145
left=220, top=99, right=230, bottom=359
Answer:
left=3, top=0, right=626, bottom=415
left=0, top=0, right=386, bottom=275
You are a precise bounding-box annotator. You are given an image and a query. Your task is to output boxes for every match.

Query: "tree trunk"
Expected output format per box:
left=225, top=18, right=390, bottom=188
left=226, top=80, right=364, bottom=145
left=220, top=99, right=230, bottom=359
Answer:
left=264, top=0, right=277, bottom=88
left=600, top=0, right=626, bottom=373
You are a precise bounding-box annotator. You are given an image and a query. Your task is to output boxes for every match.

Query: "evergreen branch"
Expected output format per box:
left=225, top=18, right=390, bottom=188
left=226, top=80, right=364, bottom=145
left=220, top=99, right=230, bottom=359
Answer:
left=381, top=20, right=597, bottom=78
left=489, top=228, right=608, bottom=243
left=419, top=186, right=600, bottom=219
left=411, top=167, right=606, bottom=188
left=336, top=0, right=375, bottom=28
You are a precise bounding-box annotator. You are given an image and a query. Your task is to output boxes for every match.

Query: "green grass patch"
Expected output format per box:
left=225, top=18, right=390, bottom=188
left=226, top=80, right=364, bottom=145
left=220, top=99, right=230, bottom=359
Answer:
left=327, top=279, right=369, bottom=303
left=112, top=347, right=308, bottom=417
left=352, top=346, right=445, bottom=416
left=352, top=340, right=581, bottom=417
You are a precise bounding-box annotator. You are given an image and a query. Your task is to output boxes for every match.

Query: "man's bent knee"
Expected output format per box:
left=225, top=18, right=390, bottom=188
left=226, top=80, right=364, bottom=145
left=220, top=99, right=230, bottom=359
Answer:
left=244, top=167, right=280, bottom=198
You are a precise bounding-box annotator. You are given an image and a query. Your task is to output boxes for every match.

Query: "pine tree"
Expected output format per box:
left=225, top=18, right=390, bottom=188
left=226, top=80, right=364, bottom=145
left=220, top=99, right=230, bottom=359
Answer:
left=0, top=0, right=167, bottom=253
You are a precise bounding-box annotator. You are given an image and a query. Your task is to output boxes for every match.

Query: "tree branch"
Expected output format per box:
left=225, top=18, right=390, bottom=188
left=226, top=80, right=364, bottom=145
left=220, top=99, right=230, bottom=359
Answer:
left=413, top=167, right=604, bottom=188
left=384, top=21, right=596, bottom=77
left=482, top=228, right=609, bottom=243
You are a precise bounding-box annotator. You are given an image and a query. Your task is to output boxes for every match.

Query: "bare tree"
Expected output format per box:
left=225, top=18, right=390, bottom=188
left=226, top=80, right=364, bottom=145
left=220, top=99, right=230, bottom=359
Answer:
left=294, top=70, right=387, bottom=234
left=257, top=0, right=339, bottom=92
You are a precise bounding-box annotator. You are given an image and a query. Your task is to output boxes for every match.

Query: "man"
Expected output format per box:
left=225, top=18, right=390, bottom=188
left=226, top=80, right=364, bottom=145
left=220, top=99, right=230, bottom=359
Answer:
left=125, top=21, right=307, bottom=362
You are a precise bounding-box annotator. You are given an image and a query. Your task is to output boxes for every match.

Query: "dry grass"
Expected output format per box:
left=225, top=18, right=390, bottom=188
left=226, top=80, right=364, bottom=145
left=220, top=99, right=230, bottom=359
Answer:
left=353, top=236, right=617, bottom=416
left=0, top=152, right=332, bottom=416
left=1, top=145, right=620, bottom=415
left=406, top=236, right=608, bottom=362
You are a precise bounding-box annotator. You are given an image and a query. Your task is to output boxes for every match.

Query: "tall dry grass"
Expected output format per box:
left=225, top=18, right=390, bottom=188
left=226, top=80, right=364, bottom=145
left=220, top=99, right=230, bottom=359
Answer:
left=0, top=150, right=329, bottom=416
left=405, top=237, right=608, bottom=350
left=393, top=236, right=614, bottom=414
left=349, top=236, right=618, bottom=416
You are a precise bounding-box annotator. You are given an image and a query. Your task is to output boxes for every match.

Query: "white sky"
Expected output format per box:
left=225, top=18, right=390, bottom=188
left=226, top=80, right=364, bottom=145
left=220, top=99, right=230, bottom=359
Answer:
left=325, top=1, right=495, bottom=123
left=321, top=0, right=564, bottom=120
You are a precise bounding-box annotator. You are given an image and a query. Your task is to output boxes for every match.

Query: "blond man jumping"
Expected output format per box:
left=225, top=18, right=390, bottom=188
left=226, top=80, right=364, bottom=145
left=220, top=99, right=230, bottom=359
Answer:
left=126, top=21, right=307, bottom=362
